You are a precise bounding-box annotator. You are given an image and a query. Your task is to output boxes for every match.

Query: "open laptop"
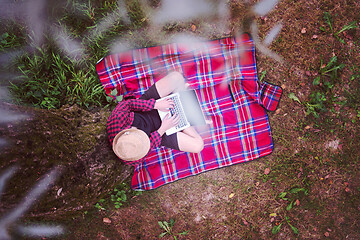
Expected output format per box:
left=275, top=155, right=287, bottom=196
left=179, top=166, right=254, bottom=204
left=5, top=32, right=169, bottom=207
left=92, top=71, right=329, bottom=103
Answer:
left=156, top=90, right=206, bottom=135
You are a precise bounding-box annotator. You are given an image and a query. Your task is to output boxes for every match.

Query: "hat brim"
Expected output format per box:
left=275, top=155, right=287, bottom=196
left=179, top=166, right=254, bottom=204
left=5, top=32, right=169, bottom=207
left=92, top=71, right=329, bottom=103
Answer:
left=112, top=128, right=150, bottom=161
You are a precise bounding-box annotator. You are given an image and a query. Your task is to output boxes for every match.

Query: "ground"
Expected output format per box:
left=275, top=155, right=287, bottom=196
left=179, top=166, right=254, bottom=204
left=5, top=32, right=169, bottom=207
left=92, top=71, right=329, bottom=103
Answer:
left=0, top=0, right=360, bottom=239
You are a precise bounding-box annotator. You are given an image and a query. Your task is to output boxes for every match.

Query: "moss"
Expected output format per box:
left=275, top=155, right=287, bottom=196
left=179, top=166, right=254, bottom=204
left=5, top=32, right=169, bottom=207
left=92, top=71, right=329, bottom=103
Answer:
left=0, top=104, right=126, bottom=224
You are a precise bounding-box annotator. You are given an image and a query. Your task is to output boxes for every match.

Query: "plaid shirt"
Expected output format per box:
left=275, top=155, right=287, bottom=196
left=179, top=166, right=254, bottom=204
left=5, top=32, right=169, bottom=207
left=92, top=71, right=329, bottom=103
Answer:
left=97, top=33, right=283, bottom=190
left=107, top=98, right=162, bottom=165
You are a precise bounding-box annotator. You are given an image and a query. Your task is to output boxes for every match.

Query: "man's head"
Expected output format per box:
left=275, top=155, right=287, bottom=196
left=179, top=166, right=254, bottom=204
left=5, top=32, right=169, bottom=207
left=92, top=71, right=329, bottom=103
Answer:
left=112, top=127, right=150, bottom=161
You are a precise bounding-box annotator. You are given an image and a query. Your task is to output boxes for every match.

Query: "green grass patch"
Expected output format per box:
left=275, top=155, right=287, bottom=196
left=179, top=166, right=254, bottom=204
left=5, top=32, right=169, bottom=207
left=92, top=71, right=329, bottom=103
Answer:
left=10, top=46, right=106, bottom=109
left=94, top=182, right=142, bottom=211
left=320, top=12, right=358, bottom=44
left=6, top=0, right=141, bottom=109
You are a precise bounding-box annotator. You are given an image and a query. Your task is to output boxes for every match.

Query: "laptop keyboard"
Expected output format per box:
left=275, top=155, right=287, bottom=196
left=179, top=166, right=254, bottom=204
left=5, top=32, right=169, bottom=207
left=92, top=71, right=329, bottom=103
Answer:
left=169, top=95, right=188, bottom=129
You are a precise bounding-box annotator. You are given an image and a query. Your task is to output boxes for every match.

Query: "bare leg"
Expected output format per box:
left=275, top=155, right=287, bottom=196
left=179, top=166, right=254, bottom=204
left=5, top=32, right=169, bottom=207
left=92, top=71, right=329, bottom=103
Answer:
left=155, top=72, right=203, bottom=152
left=177, top=126, right=204, bottom=153
left=155, top=72, right=186, bottom=98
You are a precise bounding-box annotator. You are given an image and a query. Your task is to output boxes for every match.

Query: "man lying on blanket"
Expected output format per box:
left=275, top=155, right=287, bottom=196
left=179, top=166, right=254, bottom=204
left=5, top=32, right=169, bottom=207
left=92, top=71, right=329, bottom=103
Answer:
left=107, top=71, right=204, bottom=165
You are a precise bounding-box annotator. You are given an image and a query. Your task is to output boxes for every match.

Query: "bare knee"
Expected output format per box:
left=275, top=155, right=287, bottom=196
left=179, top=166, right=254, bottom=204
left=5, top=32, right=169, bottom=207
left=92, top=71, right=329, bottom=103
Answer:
left=177, top=132, right=204, bottom=153
left=168, top=71, right=185, bottom=89
left=156, top=71, right=186, bottom=97
left=192, top=137, right=204, bottom=153
left=168, top=71, right=184, bottom=81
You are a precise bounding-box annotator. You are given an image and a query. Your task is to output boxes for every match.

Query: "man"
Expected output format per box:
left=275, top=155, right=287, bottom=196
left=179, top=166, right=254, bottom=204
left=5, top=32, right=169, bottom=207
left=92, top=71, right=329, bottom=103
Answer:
left=107, top=72, right=204, bottom=165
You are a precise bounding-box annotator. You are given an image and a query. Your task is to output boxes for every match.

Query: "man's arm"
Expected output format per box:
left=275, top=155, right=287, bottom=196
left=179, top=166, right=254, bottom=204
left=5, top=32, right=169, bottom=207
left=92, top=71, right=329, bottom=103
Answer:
left=128, top=98, right=156, bottom=112
left=148, top=113, right=180, bottom=150
left=128, top=98, right=174, bottom=112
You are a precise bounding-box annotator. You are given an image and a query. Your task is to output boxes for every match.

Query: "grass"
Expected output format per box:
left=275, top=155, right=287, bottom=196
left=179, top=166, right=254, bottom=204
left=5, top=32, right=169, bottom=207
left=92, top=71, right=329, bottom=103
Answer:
left=94, top=182, right=142, bottom=212
left=0, top=32, right=23, bottom=51
left=320, top=12, right=358, bottom=44
left=3, top=0, right=136, bottom=110
left=158, top=218, right=189, bottom=239
left=0, top=21, right=26, bottom=52
left=9, top=46, right=106, bottom=109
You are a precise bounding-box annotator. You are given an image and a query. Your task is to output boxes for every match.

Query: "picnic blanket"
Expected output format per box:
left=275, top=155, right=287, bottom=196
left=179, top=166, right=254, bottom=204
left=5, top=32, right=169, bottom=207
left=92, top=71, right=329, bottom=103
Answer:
left=96, top=33, right=282, bottom=190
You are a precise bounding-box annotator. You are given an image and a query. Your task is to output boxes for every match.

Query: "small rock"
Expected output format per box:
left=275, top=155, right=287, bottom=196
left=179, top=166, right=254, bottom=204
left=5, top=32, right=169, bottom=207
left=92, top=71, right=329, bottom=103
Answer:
left=325, top=140, right=340, bottom=150
left=103, top=217, right=111, bottom=224
left=301, top=28, right=307, bottom=34
left=324, top=232, right=330, bottom=237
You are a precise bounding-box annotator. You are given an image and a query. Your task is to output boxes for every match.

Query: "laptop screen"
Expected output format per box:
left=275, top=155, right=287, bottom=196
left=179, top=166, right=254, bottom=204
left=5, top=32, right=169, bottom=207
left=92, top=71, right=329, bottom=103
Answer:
left=179, top=90, right=206, bottom=126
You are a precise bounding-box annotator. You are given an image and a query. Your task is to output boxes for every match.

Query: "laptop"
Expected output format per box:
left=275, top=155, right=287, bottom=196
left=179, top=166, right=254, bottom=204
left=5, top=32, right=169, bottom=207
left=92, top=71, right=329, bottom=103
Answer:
left=156, top=90, right=206, bottom=135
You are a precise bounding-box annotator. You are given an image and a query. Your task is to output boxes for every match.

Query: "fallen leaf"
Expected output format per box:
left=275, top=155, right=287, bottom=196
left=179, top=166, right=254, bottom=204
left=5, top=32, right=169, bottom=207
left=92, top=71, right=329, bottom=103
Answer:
left=57, top=188, right=63, bottom=196
left=275, top=108, right=281, bottom=115
left=295, top=199, right=300, bottom=206
left=103, top=217, right=111, bottom=224
left=191, top=24, right=197, bottom=32
left=264, top=168, right=271, bottom=175
left=269, top=213, right=277, bottom=217
left=229, top=193, right=235, bottom=199
left=301, top=28, right=307, bottom=34
left=242, top=218, right=248, bottom=225
left=325, top=174, right=330, bottom=179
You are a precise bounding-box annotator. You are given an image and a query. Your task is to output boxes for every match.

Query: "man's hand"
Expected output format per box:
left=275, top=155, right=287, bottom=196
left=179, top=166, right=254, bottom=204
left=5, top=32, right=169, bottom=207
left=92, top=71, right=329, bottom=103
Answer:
left=157, top=113, right=180, bottom=136
left=154, top=98, right=175, bottom=112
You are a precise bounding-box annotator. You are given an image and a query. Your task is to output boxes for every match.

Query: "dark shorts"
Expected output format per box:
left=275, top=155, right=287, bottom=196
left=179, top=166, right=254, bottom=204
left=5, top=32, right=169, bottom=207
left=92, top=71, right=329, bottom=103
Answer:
left=139, top=85, right=180, bottom=150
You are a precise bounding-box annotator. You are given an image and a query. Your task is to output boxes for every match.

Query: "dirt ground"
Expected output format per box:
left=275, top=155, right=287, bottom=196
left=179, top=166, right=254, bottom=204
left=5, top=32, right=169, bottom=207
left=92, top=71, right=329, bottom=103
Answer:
left=1, top=0, right=360, bottom=239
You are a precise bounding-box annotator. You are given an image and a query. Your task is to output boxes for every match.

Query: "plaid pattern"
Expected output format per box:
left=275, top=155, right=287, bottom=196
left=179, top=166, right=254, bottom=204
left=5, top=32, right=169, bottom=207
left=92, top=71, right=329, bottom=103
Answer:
left=260, top=81, right=283, bottom=111
left=96, top=33, right=283, bottom=190
left=106, top=98, right=162, bottom=166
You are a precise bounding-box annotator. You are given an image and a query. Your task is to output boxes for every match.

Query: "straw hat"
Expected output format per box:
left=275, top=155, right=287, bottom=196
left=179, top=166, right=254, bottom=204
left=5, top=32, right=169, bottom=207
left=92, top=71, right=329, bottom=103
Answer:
left=112, top=127, right=150, bottom=161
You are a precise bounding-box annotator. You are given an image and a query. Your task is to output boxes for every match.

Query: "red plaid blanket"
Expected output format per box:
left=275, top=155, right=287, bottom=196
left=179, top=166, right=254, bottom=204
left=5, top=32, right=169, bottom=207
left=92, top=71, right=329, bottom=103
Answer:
left=96, top=33, right=282, bottom=190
